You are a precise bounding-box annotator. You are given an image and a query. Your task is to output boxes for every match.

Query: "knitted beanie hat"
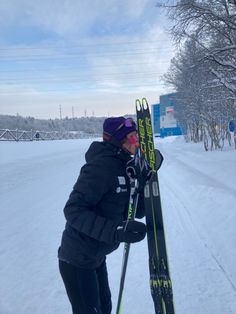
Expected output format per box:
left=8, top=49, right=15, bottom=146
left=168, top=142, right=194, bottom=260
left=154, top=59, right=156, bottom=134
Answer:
left=103, top=117, right=137, bottom=142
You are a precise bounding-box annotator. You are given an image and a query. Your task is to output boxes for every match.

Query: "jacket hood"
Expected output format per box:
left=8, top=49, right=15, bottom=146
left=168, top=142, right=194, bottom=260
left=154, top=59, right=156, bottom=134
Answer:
left=85, top=141, right=131, bottom=163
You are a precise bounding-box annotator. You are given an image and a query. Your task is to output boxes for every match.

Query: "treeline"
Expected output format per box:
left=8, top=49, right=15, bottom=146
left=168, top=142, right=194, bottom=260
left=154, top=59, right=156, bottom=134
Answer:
left=160, top=0, right=236, bottom=150
left=0, top=114, right=106, bottom=135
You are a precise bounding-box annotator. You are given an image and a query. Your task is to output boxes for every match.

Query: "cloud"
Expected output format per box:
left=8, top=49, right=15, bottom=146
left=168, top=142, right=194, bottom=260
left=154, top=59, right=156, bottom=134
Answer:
left=85, top=23, right=175, bottom=93
left=0, top=0, right=176, bottom=118
left=0, top=0, right=151, bottom=37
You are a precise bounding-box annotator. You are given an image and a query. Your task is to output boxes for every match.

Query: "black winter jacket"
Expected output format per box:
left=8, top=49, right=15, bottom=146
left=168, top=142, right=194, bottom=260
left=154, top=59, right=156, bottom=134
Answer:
left=58, top=141, right=145, bottom=269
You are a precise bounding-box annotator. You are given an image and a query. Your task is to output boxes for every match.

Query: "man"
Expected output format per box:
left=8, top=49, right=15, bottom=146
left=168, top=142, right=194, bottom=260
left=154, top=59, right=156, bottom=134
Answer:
left=58, top=117, right=148, bottom=314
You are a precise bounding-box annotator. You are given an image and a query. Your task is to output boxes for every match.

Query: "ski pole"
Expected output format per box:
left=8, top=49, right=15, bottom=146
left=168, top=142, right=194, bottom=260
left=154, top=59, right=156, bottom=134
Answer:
left=116, top=152, right=140, bottom=314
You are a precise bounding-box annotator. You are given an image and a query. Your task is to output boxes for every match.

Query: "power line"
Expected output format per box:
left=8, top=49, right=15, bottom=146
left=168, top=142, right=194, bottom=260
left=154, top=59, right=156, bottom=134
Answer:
left=0, top=40, right=174, bottom=51
left=0, top=77, right=163, bottom=86
left=0, top=82, right=166, bottom=95
left=0, top=61, right=170, bottom=73
left=5, top=74, right=165, bottom=89
left=59, top=105, right=62, bottom=119
left=0, top=71, right=165, bottom=82
left=0, top=49, right=175, bottom=61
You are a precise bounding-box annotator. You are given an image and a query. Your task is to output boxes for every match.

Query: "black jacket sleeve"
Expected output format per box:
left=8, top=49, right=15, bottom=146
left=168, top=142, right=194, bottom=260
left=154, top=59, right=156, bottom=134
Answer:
left=64, top=162, right=118, bottom=244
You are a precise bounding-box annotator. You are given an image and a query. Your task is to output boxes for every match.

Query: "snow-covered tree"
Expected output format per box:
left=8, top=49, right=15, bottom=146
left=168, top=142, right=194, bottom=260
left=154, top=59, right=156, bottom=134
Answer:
left=160, top=0, right=236, bottom=149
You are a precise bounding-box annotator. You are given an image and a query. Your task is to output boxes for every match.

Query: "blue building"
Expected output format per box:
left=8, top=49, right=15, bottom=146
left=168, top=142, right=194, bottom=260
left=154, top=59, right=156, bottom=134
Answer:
left=152, top=103, right=161, bottom=136
left=151, top=93, right=182, bottom=137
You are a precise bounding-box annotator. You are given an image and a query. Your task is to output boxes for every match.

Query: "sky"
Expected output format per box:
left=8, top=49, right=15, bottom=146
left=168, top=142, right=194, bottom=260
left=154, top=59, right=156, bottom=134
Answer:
left=0, top=0, right=176, bottom=119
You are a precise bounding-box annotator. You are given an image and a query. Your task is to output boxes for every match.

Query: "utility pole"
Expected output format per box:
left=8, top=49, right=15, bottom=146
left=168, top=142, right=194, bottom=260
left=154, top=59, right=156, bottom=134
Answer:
left=59, top=105, right=62, bottom=119
left=72, top=106, right=74, bottom=119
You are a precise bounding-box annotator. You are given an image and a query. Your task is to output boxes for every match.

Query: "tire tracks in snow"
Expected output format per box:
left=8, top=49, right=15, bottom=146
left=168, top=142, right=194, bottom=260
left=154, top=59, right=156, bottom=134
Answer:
left=175, top=156, right=236, bottom=197
left=160, top=169, right=236, bottom=294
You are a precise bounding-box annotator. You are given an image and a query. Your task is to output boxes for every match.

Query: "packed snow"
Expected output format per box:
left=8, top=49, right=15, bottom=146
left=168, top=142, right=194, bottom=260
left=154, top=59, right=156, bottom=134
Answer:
left=0, top=137, right=236, bottom=314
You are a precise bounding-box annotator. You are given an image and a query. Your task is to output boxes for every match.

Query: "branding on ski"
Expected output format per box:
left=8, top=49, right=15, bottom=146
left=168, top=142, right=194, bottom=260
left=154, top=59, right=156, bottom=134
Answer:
left=144, top=184, right=150, bottom=198
left=145, top=117, right=155, bottom=170
left=138, top=118, right=147, bottom=158
left=152, top=181, right=159, bottom=197
left=127, top=204, right=133, bottom=219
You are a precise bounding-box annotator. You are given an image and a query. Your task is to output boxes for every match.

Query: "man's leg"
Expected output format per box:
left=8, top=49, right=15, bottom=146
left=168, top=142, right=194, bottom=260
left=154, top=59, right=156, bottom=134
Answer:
left=59, top=260, right=102, bottom=314
left=96, top=259, right=112, bottom=314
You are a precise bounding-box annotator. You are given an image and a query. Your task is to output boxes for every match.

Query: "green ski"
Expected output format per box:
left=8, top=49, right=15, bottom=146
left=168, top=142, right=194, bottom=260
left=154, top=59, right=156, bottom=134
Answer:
left=136, top=98, right=175, bottom=314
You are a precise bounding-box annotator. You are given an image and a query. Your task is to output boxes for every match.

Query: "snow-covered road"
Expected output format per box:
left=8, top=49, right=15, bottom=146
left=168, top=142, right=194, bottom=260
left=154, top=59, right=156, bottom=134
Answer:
left=0, top=137, right=236, bottom=314
left=157, top=138, right=236, bottom=314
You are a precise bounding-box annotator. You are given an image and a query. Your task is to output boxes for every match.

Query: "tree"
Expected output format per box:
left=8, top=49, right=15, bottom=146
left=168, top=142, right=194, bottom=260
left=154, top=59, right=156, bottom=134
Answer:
left=160, top=0, right=236, bottom=149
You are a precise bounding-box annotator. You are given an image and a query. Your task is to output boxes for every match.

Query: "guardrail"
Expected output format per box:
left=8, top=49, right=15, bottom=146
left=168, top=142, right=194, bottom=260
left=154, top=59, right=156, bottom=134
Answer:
left=0, top=129, right=100, bottom=141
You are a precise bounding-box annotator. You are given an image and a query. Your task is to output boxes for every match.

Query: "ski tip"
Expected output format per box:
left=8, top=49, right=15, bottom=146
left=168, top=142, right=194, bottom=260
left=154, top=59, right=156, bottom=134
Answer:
left=135, top=99, right=142, bottom=111
left=142, top=98, right=149, bottom=109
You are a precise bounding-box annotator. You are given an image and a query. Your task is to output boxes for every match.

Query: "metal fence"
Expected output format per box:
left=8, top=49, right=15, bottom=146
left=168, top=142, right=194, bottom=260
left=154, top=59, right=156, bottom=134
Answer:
left=0, top=129, right=100, bottom=141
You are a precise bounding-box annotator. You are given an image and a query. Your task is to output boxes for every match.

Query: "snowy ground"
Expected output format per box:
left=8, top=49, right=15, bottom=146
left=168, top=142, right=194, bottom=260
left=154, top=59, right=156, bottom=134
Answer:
left=0, top=137, right=236, bottom=314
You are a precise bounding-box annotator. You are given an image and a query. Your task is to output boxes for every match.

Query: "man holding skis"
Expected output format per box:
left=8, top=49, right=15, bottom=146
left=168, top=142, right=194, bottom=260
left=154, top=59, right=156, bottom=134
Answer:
left=58, top=117, right=152, bottom=314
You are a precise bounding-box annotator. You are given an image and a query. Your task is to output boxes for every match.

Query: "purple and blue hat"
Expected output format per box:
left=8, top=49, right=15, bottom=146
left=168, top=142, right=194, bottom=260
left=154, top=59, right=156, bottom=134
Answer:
left=103, top=117, right=137, bottom=142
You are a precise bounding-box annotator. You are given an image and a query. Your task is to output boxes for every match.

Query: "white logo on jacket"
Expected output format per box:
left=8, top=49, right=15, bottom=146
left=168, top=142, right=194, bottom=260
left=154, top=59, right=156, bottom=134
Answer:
left=116, top=187, right=128, bottom=193
left=116, top=176, right=127, bottom=193
left=118, top=176, right=126, bottom=185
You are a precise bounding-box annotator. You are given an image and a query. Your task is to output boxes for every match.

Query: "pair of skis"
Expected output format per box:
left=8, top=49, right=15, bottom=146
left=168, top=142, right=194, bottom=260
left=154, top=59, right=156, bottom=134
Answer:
left=116, top=98, right=175, bottom=314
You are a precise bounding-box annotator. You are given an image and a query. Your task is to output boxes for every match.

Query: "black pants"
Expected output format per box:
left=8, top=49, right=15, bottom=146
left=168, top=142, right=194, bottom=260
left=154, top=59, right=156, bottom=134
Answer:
left=59, top=259, right=112, bottom=314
